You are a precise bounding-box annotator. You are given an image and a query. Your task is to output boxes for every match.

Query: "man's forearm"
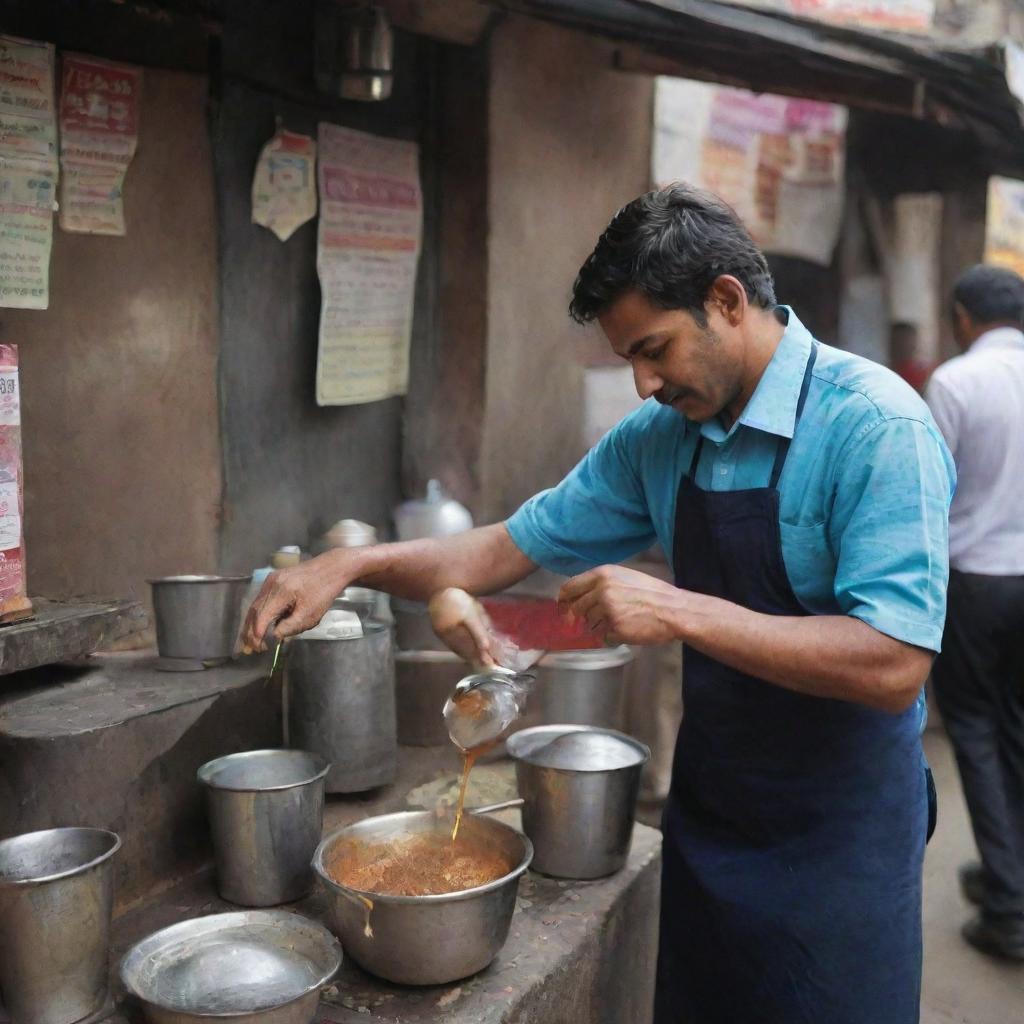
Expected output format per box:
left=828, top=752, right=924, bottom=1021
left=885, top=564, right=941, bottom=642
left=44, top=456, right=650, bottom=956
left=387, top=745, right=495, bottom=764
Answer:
left=350, top=523, right=536, bottom=601
left=676, top=592, right=932, bottom=713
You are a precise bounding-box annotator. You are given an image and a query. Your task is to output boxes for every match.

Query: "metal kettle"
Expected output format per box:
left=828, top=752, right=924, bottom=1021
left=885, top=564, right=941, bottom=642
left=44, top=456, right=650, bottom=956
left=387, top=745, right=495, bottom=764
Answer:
left=393, top=480, right=473, bottom=541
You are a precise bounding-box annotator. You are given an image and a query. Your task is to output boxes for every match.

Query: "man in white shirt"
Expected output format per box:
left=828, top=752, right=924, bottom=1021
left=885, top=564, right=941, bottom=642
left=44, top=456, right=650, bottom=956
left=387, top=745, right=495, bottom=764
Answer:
left=927, top=263, right=1024, bottom=960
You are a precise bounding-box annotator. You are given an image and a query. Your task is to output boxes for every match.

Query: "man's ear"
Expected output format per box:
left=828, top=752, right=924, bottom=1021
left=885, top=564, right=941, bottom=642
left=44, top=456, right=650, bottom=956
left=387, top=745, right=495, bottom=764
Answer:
left=706, top=275, right=747, bottom=327
left=952, top=301, right=971, bottom=337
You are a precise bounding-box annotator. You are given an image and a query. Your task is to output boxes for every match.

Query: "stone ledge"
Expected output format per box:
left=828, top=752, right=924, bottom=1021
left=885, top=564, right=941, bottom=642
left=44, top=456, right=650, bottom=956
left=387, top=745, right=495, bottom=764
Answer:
left=0, top=598, right=147, bottom=680
left=0, top=651, right=281, bottom=910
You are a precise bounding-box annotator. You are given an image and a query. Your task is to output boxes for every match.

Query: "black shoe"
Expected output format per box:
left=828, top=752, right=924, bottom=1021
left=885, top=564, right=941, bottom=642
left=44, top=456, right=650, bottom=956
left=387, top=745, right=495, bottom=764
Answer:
left=962, top=914, right=1024, bottom=961
left=959, top=861, right=989, bottom=906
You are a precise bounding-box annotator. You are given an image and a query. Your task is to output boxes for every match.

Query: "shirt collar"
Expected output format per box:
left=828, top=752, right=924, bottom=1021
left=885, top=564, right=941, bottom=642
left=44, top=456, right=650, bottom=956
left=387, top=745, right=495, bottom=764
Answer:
left=971, top=326, right=1024, bottom=354
left=699, top=305, right=813, bottom=443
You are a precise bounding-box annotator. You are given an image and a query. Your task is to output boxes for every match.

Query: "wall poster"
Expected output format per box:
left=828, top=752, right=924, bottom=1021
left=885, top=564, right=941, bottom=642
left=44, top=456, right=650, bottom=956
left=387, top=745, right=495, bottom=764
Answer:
left=654, top=77, right=847, bottom=267
left=985, top=177, right=1024, bottom=278
left=315, top=123, right=422, bottom=407
left=0, top=34, right=57, bottom=309
left=251, top=128, right=317, bottom=242
left=58, top=53, right=142, bottom=236
left=727, top=0, right=934, bottom=33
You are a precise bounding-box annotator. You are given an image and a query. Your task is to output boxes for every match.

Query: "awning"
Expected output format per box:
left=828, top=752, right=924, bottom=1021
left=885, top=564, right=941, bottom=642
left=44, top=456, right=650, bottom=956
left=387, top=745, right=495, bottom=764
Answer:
left=485, top=0, right=1024, bottom=175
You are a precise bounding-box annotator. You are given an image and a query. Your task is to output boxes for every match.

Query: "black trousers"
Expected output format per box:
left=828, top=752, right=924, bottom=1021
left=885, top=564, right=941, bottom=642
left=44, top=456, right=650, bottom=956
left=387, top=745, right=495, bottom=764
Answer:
left=932, top=568, right=1024, bottom=918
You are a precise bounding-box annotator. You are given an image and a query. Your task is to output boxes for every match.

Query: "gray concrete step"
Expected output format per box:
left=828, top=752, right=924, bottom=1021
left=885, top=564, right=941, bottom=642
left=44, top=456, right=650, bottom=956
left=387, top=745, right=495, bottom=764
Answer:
left=0, top=651, right=281, bottom=910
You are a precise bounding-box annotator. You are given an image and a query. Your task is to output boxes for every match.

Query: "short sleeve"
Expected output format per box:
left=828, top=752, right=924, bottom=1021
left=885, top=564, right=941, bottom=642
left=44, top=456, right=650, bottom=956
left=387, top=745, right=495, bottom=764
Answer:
left=505, top=418, right=657, bottom=576
left=828, top=416, right=954, bottom=652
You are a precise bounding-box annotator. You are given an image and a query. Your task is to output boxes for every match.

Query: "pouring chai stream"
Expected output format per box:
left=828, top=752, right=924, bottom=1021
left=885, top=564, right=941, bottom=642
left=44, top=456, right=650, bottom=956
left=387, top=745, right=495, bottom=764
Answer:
left=320, top=587, right=599, bottom=943
left=432, top=588, right=604, bottom=840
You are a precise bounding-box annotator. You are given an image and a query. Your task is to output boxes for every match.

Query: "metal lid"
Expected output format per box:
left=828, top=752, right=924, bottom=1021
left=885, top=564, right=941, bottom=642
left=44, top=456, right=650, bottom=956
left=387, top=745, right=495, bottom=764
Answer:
left=147, top=574, right=251, bottom=584
left=508, top=725, right=649, bottom=772
left=324, top=519, right=378, bottom=548
left=537, top=645, right=633, bottom=670
left=295, top=618, right=388, bottom=642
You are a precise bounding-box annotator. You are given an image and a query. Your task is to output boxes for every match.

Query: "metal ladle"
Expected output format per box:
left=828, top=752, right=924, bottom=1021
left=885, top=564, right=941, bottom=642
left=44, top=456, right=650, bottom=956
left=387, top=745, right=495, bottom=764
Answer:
left=443, top=669, right=535, bottom=751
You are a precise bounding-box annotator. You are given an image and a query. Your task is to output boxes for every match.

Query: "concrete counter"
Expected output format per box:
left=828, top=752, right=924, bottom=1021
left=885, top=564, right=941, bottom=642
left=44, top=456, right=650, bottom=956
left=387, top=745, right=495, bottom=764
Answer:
left=106, top=762, right=661, bottom=1024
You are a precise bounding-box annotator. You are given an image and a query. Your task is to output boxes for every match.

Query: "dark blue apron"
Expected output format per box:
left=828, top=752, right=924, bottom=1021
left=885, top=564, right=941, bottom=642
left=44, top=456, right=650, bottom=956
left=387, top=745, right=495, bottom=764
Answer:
left=654, top=343, right=928, bottom=1024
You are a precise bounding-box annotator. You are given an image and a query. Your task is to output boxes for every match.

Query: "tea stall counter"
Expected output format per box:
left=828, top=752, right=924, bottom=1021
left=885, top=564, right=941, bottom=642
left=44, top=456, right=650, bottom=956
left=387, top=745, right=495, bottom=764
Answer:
left=105, top=748, right=662, bottom=1024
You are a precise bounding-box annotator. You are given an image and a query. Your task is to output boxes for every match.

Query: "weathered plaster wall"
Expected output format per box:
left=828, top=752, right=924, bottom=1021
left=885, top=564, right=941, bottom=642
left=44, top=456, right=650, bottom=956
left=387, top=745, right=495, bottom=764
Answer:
left=214, top=2, right=439, bottom=570
left=0, top=71, right=221, bottom=607
left=402, top=42, right=489, bottom=517
left=481, top=16, right=654, bottom=522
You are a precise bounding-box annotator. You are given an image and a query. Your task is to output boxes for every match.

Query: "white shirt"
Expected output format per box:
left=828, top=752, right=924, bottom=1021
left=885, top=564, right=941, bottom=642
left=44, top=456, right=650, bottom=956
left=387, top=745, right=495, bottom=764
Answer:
left=926, top=327, right=1024, bottom=574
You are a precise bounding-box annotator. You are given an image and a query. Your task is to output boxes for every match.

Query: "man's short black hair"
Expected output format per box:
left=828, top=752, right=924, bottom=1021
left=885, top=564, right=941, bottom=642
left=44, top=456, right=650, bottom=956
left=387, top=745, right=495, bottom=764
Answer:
left=569, top=183, right=776, bottom=326
left=952, top=264, right=1024, bottom=327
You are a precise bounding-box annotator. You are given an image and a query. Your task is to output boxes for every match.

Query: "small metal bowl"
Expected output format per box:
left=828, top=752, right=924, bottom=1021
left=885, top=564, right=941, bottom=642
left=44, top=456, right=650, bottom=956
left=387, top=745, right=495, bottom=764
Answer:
left=120, top=910, right=342, bottom=1024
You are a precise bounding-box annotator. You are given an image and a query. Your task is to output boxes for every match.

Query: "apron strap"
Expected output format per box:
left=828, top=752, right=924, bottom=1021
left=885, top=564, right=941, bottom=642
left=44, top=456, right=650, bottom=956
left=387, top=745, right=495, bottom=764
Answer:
left=768, top=342, right=818, bottom=490
left=688, top=432, right=705, bottom=479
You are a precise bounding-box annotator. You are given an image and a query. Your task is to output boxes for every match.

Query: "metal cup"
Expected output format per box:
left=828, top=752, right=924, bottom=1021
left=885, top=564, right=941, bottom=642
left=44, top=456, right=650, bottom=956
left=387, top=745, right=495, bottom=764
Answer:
left=148, top=575, right=251, bottom=661
left=198, top=748, right=330, bottom=906
left=0, top=827, right=121, bottom=1024
left=507, top=725, right=650, bottom=879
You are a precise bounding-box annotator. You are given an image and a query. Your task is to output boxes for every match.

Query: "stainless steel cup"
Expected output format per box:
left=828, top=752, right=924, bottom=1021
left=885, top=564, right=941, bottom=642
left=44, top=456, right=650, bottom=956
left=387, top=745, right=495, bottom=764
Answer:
left=507, top=725, right=650, bottom=879
left=286, top=622, right=396, bottom=793
left=148, top=575, right=251, bottom=661
left=198, top=748, right=330, bottom=906
left=0, top=827, right=121, bottom=1024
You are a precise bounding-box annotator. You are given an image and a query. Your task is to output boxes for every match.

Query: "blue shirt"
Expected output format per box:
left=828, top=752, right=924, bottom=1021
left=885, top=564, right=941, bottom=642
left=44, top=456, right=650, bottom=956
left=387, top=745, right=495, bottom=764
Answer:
left=506, top=309, right=955, bottom=655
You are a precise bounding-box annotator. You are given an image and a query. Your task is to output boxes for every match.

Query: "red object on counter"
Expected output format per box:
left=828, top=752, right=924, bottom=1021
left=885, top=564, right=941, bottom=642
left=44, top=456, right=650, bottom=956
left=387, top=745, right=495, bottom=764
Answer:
left=478, top=596, right=602, bottom=652
left=0, top=346, right=31, bottom=624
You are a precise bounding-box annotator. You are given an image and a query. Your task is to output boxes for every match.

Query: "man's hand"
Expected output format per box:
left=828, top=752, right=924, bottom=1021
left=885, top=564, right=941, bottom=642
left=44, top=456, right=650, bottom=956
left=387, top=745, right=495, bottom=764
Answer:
left=428, top=587, right=498, bottom=667
left=558, top=565, right=686, bottom=646
left=241, top=551, right=355, bottom=651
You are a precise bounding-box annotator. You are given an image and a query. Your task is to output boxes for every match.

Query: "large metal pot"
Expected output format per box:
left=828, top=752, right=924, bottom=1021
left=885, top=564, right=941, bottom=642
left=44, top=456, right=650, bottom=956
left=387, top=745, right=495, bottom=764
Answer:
left=313, top=809, right=532, bottom=985
left=394, top=649, right=469, bottom=746
left=286, top=622, right=396, bottom=793
left=148, top=575, right=251, bottom=661
left=517, top=646, right=633, bottom=732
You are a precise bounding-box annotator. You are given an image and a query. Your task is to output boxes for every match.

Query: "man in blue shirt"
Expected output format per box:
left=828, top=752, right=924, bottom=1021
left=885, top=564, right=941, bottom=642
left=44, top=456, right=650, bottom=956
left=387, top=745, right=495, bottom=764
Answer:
left=244, top=185, right=954, bottom=1023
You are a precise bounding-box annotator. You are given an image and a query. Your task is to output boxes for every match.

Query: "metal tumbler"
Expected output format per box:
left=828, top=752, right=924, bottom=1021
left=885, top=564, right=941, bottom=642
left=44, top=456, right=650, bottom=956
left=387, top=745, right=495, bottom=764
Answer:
left=508, top=725, right=649, bottom=879
left=0, top=827, right=121, bottom=1024
left=198, top=748, right=330, bottom=906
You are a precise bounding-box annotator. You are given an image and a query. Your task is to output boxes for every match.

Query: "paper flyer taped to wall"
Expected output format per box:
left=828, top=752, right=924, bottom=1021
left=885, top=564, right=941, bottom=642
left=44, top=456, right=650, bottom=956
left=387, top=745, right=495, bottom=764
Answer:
left=315, top=122, right=422, bottom=407
left=58, top=53, right=142, bottom=236
left=0, top=34, right=57, bottom=309
left=252, top=129, right=317, bottom=242
left=985, top=177, right=1024, bottom=278
left=653, top=78, right=847, bottom=267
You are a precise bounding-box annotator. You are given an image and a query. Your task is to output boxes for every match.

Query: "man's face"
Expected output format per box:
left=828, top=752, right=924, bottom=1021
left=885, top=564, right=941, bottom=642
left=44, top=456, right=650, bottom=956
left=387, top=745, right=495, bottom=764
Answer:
left=599, top=288, right=745, bottom=423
